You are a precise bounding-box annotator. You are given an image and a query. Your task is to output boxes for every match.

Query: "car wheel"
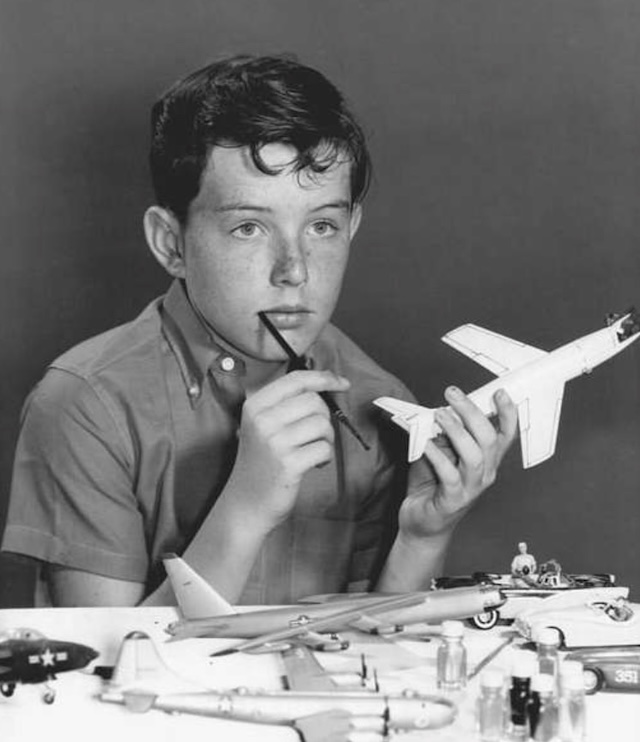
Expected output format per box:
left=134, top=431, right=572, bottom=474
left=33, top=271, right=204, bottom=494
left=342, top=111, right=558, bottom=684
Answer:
left=470, top=610, right=499, bottom=630
left=583, top=667, right=603, bottom=695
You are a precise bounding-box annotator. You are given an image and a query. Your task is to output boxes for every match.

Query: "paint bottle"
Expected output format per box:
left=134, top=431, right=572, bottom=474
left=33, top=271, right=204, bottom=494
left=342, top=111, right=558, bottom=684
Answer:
left=536, top=627, right=560, bottom=681
left=558, top=660, right=586, bottom=742
left=508, top=650, right=536, bottom=740
left=477, top=669, right=506, bottom=741
left=528, top=672, right=559, bottom=741
left=436, top=620, right=467, bottom=691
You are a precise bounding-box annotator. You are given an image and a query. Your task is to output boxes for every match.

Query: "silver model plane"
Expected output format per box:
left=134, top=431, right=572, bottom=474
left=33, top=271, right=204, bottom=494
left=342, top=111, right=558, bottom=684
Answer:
left=163, top=555, right=504, bottom=653
left=374, top=309, right=640, bottom=468
left=101, top=630, right=457, bottom=741
left=0, top=627, right=98, bottom=703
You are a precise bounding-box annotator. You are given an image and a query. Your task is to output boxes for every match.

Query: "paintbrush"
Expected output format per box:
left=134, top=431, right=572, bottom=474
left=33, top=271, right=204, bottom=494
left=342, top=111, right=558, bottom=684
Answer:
left=258, top=311, right=370, bottom=452
left=467, top=632, right=518, bottom=680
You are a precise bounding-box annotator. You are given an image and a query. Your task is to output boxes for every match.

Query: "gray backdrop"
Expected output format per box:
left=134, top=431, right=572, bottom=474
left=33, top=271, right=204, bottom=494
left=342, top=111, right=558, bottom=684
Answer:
left=2, top=1, right=639, bottom=595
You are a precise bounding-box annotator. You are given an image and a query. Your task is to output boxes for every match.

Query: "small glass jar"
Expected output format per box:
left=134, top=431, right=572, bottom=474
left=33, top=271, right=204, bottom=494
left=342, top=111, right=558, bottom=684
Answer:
left=477, top=669, right=506, bottom=741
left=529, top=672, right=559, bottom=741
left=508, top=650, right=537, bottom=740
left=558, top=660, right=586, bottom=741
left=536, top=627, right=560, bottom=680
left=436, top=619, right=467, bottom=691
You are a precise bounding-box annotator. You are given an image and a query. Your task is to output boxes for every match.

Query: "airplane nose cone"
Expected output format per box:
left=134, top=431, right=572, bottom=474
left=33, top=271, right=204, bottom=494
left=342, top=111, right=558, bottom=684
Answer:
left=431, top=697, right=457, bottom=728
left=79, top=645, right=100, bottom=666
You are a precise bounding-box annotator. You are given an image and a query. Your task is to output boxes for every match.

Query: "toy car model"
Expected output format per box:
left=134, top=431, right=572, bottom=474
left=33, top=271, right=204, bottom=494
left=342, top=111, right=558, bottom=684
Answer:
left=432, top=566, right=618, bottom=630
left=514, top=592, right=639, bottom=648
left=565, top=647, right=640, bottom=694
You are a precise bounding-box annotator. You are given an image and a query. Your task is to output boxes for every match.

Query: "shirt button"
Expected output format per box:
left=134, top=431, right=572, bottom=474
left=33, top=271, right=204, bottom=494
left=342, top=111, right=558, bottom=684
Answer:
left=188, top=384, right=200, bottom=398
left=220, top=356, right=236, bottom=372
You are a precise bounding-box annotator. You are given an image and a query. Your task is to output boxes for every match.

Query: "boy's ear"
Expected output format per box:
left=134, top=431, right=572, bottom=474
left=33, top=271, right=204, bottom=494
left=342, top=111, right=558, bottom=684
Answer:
left=349, top=203, right=363, bottom=240
left=144, top=206, right=186, bottom=278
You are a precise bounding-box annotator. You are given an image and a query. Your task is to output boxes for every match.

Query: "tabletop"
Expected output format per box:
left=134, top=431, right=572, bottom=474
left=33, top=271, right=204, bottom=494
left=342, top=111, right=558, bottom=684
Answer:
left=0, top=605, right=638, bottom=741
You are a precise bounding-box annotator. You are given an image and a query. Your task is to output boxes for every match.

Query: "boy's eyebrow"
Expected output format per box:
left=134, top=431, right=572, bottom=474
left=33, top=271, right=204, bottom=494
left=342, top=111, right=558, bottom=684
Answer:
left=310, top=200, right=351, bottom=213
left=214, top=199, right=352, bottom=214
left=214, top=202, right=272, bottom=213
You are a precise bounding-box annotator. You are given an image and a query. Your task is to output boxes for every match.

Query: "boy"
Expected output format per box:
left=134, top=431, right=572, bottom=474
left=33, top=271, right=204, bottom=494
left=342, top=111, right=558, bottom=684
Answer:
left=1, top=55, right=517, bottom=606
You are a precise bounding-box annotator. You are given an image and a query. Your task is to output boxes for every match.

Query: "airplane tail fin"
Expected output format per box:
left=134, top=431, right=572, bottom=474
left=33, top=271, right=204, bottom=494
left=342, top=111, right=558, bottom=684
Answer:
left=163, top=554, right=236, bottom=619
left=105, top=631, right=177, bottom=694
left=373, top=397, right=439, bottom=462
left=405, top=411, right=438, bottom=462
left=102, top=630, right=204, bottom=707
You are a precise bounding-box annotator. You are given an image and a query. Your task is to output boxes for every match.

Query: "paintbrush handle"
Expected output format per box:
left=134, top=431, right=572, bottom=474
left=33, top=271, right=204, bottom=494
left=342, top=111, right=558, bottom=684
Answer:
left=258, top=311, right=369, bottom=451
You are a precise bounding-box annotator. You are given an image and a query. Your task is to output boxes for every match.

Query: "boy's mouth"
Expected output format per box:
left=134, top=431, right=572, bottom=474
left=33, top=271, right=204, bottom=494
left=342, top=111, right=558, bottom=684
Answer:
left=261, top=306, right=311, bottom=330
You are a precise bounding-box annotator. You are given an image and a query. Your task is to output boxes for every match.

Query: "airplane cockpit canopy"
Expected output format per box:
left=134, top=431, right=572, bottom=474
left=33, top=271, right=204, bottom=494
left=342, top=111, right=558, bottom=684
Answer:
left=0, top=627, right=47, bottom=643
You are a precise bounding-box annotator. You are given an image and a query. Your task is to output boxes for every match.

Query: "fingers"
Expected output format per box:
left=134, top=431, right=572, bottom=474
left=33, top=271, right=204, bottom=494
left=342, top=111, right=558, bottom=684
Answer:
left=420, top=386, right=518, bottom=508
left=397, top=388, right=518, bottom=543
left=251, top=370, right=350, bottom=410
left=441, top=386, right=517, bottom=467
left=422, top=438, right=470, bottom=511
left=493, top=388, right=519, bottom=452
left=440, top=387, right=497, bottom=480
left=249, top=390, right=332, bottom=432
left=238, top=370, right=347, bottom=485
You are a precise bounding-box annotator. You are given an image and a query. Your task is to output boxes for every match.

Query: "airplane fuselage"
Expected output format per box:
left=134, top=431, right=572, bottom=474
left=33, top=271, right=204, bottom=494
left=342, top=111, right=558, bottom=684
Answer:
left=129, top=688, right=456, bottom=732
left=167, top=585, right=504, bottom=640
left=0, top=637, right=98, bottom=690
left=467, top=324, right=634, bottom=418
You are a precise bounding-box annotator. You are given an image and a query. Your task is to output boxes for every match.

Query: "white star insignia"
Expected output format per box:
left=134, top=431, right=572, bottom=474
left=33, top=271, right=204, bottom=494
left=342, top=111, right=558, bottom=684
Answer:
left=40, top=648, right=56, bottom=667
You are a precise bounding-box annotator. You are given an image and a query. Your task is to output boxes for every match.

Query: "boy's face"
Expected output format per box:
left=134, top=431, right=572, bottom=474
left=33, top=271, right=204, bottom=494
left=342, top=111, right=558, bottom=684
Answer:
left=178, top=143, right=361, bottom=362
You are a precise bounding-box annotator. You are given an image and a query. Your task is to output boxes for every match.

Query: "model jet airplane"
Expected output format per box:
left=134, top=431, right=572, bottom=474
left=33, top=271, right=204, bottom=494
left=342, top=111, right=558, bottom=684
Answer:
left=0, top=627, right=98, bottom=703
left=101, top=630, right=457, bottom=741
left=163, top=555, right=504, bottom=653
left=374, top=309, right=640, bottom=468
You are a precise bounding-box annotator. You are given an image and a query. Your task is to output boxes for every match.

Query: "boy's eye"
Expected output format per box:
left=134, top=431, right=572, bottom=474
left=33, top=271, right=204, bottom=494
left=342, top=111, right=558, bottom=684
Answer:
left=232, top=222, right=261, bottom=238
left=310, top=220, right=338, bottom=236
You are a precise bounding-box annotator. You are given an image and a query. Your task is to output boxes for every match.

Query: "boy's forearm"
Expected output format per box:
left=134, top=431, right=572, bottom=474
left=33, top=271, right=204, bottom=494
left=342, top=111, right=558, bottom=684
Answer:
left=375, top=531, right=452, bottom=593
left=165, top=481, right=276, bottom=604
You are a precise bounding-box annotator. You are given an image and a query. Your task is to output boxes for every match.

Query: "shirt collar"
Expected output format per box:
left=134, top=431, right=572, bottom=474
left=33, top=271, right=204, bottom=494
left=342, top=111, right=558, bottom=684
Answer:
left=161, top=280, right=250, bottom=404
left=161, top=279, right=326, bottom=405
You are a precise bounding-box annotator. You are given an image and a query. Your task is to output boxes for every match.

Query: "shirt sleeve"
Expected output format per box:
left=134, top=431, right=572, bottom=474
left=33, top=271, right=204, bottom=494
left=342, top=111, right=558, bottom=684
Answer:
left=2, top=368, right=148, bottom=583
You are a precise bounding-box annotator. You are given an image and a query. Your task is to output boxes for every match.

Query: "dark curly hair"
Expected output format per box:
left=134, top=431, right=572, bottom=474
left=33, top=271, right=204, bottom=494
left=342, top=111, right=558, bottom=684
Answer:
left=149, top=54, right=371, bottom=223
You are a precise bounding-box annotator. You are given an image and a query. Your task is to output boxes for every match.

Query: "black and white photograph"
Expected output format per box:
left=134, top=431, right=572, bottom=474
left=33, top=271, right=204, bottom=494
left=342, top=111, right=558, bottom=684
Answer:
left=1, top=1, right=639, bottom=739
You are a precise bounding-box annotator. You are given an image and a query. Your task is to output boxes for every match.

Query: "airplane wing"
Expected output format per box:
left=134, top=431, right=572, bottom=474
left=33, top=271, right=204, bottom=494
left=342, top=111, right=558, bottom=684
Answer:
left=282, top=651, right=378, bottom=741
left=517, top=382, right=565, bottom=467
left=373, top=397, right=435, bottom=462
left=372, top=397, right=425, bottom=421
left=442, top=324, right=548, bottom=377
left=211, top=592, right=426, bottom=656
left=280, top=645, right=339, bottom=691
left=293, top=710, right=356, bottom=742
left=347, top=614, right=398, bottom=634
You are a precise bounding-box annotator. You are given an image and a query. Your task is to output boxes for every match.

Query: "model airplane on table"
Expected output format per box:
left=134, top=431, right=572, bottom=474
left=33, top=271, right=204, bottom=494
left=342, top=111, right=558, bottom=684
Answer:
left=163, top=555, right=504, bottom=653
left=0, top=627, right=98, bottom=703
left=374, top=309, right=640, bottom=468
left=101, top=631, right=457, bottom=740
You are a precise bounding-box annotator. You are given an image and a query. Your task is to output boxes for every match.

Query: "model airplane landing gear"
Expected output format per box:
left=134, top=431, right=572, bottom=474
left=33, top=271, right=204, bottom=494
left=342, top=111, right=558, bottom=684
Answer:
left=42, top=684, right=56, bottom=704
left=1, top=682, right=16, bottom=697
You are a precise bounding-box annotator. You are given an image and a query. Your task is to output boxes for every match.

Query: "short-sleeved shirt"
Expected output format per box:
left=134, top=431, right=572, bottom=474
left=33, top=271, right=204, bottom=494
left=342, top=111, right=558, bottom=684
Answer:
left=2, top=280, right=436, bottom=603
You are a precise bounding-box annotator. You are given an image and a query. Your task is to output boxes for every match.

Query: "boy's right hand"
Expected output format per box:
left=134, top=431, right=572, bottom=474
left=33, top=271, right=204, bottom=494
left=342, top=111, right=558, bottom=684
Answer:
left=224, top=370, right=350, bottom=530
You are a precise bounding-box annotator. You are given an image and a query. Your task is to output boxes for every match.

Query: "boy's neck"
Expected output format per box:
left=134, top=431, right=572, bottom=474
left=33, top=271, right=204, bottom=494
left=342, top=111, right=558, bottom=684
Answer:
left=182, top=282, right=293, bottom=394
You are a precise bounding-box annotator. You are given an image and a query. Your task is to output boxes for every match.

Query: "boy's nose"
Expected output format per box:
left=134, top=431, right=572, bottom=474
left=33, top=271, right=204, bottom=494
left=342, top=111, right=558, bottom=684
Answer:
left=270, top=237, right=308, bottom=287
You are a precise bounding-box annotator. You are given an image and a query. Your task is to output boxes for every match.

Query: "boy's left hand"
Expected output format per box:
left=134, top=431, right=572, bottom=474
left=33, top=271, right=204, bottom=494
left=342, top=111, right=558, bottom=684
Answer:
left=398, top=386, right=518, bottom=541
